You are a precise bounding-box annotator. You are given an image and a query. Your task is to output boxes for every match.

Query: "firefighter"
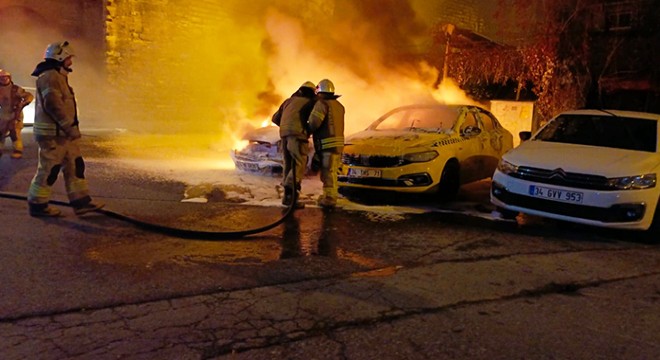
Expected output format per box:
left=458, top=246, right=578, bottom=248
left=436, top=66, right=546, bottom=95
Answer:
left=27, top=41, right=104, bottom=217
left=307, top=79, right=345, bottom=209
left=271, top=81, right=317, bottom=209
left=0, top=69, right=34, bottom=159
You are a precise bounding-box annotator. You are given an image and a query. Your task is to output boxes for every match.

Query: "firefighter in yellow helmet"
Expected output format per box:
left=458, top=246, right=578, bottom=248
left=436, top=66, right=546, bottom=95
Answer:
left=307, top=79, right=345, bottom=209
left=0, top=69, right=34, bottom=159
left=271, top=81, right=317, bottom=209
left=27, top=41, right=104, bottom=217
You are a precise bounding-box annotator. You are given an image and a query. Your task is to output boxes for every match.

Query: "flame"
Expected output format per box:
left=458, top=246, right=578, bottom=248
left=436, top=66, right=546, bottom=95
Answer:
left=260, top=118, right=273, bottom=127
left=233, top=137, right=249, bottom=152
left=229, top=116, right=274, bottom=152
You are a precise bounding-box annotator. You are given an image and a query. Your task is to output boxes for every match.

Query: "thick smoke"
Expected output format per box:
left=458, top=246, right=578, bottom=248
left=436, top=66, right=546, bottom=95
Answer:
left=2, top=1, right=480, bottom=163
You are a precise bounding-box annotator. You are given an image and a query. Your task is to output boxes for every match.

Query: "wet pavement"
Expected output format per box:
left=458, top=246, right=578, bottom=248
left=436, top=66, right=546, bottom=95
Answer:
left=0, top=130, right=658, bottom=359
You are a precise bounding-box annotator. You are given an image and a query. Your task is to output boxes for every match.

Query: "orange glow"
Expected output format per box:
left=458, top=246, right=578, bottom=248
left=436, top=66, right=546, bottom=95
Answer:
left=97, top=2, right=485, bottom=165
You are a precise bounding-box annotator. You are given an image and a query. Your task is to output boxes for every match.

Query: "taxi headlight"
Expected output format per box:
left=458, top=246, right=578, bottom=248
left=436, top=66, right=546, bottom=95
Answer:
left=497, top=159, right=518, bottom=175
left=403, top=150, right=438, bottom=163
left=607, top=173, right=656, bottom=190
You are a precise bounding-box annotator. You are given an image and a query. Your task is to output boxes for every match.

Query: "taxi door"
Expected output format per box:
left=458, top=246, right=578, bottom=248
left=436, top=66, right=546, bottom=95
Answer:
left=457, top=108, right=488, bottom=183
left=475, top=109, right=504, bottom=176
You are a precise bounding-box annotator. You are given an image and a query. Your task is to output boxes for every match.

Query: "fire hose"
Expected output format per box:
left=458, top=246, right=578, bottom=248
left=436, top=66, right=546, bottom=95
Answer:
left=0, top=163, right=299, bottom=240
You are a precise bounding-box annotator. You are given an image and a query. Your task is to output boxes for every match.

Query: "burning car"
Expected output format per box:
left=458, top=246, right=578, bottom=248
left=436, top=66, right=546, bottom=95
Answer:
left=231, top=126, right=314, bottom=175
left=338, top=104, right=514, bottom=201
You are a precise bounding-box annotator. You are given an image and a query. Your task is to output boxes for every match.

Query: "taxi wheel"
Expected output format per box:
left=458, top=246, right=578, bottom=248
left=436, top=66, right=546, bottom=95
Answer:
left=437, top=160, right=460, bottom=202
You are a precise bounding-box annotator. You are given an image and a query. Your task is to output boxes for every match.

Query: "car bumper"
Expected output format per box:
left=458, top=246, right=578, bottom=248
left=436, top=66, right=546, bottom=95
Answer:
left=490, top=170, right=659, bottom=230
left=230, top=150, right=282, bottom=174
left=338, top=162, right=438, bottom=193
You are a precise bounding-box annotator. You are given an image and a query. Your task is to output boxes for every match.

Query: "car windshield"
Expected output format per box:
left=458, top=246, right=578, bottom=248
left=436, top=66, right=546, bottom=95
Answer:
left=535, top=114, right=658, bottom=152
left=371, top=106, right=459, bottom=132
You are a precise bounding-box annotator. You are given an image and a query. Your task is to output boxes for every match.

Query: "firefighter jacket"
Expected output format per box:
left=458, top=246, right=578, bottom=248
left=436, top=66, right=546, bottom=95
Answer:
left=308, top=97, right=345, bottom=153
left=271, top=92, right=315, bottom=140
left=30, top=59, right=80, bottom=141
left=0, top=82, right=33, bottom=123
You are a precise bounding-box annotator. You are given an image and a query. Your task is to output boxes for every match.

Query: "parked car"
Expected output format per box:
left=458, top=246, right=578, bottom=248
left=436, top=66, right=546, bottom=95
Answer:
left=491, top=109, right=660, bottom=235
left=338, top=104, right=514, bottom=200
left=230, top=126, right=314, bottom=175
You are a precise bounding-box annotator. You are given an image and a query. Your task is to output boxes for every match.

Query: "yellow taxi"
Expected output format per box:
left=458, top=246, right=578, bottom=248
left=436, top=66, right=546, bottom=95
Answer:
left=338, top=104, right=513, bottom=200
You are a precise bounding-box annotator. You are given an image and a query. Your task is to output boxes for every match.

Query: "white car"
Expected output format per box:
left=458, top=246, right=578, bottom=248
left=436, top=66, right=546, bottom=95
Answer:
left=491, top=109, right=660, bottom=236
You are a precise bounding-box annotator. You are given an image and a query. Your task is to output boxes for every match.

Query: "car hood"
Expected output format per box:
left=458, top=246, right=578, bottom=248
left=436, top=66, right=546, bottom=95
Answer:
left=243, top=126, right=279, bottom=144
left=504, top=140, right=660, bottom=176
left=345, top=130, right=451, bottom=154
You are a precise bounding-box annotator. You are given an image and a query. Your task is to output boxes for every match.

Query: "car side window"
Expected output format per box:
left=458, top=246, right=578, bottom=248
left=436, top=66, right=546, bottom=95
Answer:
left=461, top=112, right=478, bottom=130
left=460, top=111, right=483, bottom=137
left=477, top=111, right=496, bottom=131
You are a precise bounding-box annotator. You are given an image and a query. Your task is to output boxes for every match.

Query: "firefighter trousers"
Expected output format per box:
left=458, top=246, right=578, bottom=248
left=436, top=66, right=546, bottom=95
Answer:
left=9, top=117, right=23, bottom=152
left=28, top=137, right=91, bottom=206
left=282, top=136, right=309, bottom=189
left=319, top=150, right=342, bottom=199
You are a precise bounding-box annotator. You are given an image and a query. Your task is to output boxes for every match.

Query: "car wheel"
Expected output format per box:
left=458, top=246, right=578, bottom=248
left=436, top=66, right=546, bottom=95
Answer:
left=496, top=206, right=518, bottom=220
left=437, top=159, right=460, bottom=202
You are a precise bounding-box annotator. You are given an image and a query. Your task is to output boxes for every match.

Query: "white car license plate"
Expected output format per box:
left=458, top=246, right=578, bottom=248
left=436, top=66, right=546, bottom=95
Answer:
left=529, top=185, right=583, bottom=204
left=240, top=163, right=259, bottom=171
left=348, top=168, right=382, bottom=178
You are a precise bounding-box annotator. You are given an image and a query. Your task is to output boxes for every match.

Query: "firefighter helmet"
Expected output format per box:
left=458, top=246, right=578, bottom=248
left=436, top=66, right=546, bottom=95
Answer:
left=316, top=79, right=335, bottom=94
left=300, top=81, right=316, bottom=90
left=0, top=69, right=11, bottom=78
left=44, top=41, right=75, bottom=61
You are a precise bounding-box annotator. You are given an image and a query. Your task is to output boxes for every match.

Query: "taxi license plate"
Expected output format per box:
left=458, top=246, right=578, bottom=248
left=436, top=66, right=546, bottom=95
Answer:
left=348, top=168, right=382, bottom=178
left=529, top=185, right=583, bottom=204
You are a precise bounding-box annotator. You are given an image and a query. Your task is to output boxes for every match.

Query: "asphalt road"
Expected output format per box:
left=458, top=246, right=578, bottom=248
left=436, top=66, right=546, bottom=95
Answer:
left=0, top=130, right=658, bottom=359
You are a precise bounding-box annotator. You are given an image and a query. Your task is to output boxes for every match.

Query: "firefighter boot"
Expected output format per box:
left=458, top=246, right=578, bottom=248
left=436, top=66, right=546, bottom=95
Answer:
left=317, top=188, right=337, bottom=209
left=29, top=203, right=62, bottom=217
left=293, top=184, right=305, bottom=209
left=11, top=139, right=23, bottom=159
left=71, top=196, right=105, bottom=215
left=73, top=201, right=105, bottom=216
left=282, top=186, right=293, bottom=206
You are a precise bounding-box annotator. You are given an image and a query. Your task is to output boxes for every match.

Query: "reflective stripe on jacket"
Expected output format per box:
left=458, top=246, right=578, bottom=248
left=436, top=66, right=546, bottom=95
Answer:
left=308, top=98, right=345, bottom=152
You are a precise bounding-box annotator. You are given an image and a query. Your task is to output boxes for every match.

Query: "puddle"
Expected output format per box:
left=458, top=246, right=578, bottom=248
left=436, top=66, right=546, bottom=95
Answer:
left=86, top=239, right=281, bottom=268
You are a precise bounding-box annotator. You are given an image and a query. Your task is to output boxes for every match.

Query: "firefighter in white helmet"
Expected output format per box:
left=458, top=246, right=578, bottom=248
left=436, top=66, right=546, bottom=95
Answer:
left=27, top=41, right=104, bottom=217
left=0, top=69, right=34, bottom=159
left=272, top=81, right=317, bottom=209
left=307, top=79, right=345, bottom=209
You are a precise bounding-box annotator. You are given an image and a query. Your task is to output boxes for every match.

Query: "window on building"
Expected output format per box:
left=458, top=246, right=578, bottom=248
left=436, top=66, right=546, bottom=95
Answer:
left=605, top=1, right=638, bottom=31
